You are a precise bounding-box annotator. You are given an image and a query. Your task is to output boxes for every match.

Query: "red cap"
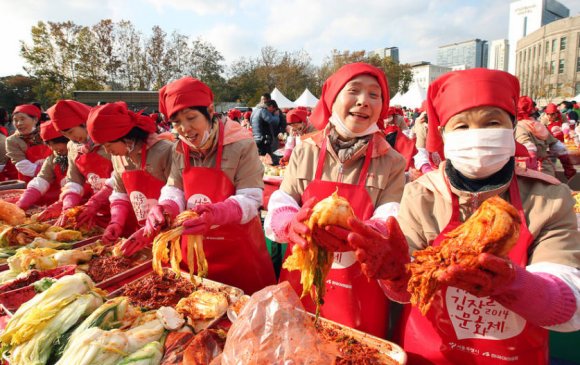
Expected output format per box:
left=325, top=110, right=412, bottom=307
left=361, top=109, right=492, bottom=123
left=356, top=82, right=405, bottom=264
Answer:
left=159, top=77, right=213, bottom=119
left=310, top=62, right=390, bottom=130
left=286, top=108, right=308, bottom=124
left=13, top=104, right=41, bottom=120
left=426, top=68, right=519, bottom=156
left=386, top=107, right=397, bottom=117
left=48, top=100, right=91, bottom=131
left=39, top=121, right=63, bottom=141
left=227, top=109, right=242, bottom=120
left=87, top=101, right=157, bottom=144
left=545, top=103, right=559, bottom=114
left=243, top=111, right=252, bottom=119
left=517, top=96, right=536, bottom=121
left=418, top=100, right=428, bottom=113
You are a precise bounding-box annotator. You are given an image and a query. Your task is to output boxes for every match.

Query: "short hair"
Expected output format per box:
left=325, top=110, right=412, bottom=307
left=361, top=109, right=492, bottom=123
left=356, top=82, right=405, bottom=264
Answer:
left=262, top=93, right=271, bottom=100
left=266, top=100, right=278, bottom=109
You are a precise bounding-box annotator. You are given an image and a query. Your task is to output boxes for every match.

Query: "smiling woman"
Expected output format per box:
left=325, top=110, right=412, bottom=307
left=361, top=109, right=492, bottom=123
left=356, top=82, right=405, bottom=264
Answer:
left=264, top=62, right=407, bottom=338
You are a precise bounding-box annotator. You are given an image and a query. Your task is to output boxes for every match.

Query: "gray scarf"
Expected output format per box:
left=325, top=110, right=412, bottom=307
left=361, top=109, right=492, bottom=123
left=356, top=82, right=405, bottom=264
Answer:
left=328, top=126, right=372, bottom=163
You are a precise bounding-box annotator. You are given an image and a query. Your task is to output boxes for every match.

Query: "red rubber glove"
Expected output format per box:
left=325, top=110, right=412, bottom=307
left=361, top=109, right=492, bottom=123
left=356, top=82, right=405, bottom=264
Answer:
left=76, top=185, right=113, bottom=229
left=347, top=216, right=410, bottom=281
left=438, top=253, right=516, bottom=297
left=101, top=199, right=132, bottom=245
left=182, top=199, right=243, bottom=235
left=287, top=197, right=317, bottom=249
left=144, top=201, right=180, bottom=237
left=558, top=154, right=577, bottom=180
left=120, top=228, right=153, bottom=256
left=16, top=188, right=42, bottom=210
left=36, top=201, right=63, bottom=222
left=55, top=192, right=83, bottom=227
left=312, top=225, right=351, bottom=252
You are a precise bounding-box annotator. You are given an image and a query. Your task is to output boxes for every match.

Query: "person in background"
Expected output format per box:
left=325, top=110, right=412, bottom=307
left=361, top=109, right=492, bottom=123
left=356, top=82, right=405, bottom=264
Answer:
left=371, top=68, right=579, bottom=364
left=560, top=101, right=578, bottom=139
left=279, top=107, right=313, bottom=165
left=412, top=101, right=439, bottom=174
left=265, top=63, right=406, bottom=338
left=241, top=110, right=252, bottom=130
left=16, top=121, right=69, bottom=209
left=40, top=100, right=113, bottom=227
left=121, top=76, right=276, bottom=294
left=384, top=107, right=418, bottom=176
left=0, top=107, right=17, bottom=181
left=227, top=108, right=242, bottom=123
left=85, top=101, right=174, bottom=244
left=517, top=96, right=576, bottom=180
left=544, top=103, right=564, bottom=142
left=251, top=99, right=281, bottom=165
left=6, top=104, right=51, bottom=183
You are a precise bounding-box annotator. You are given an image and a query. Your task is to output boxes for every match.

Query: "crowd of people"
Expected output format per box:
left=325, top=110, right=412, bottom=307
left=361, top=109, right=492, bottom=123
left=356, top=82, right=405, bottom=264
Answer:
left=0, top=63, right=579, bottom=364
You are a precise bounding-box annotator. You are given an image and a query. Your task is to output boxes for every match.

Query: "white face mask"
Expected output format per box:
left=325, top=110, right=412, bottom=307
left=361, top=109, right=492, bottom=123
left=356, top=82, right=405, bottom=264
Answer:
left=443, top=128, right=515, bottom=179
left=178, top=129, right=211, bottom=150
left=328, top=112, right=379, bottom=138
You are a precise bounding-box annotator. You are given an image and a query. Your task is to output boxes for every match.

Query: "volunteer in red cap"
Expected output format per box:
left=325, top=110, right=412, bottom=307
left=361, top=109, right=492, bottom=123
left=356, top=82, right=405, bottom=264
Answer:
left=16, top=122, right=69, bottom=209
left=278, top=107, right=315, bottom=165
left=515, top=96, right=576, bottom=180
left=383, top=106, right=417, bottom=173
left=84, top=101, right=174, bottom=244
left=40, top=100, right=113, bottom=227
left=265, top=63, right=406, bottom=338
left=122, top=76, right=275, bottom=294
left=373, top=68, right=580, bottom=364
left=5, top=104, right=51, bottom=182
left=544, top=103, right=565, bottom=141
left=240, top=110, right=252, bottom=130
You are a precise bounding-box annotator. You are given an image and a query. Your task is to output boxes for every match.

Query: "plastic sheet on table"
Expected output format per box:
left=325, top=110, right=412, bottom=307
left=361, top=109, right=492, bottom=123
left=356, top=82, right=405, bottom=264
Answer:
left=212, top=281, right=338, bottom=365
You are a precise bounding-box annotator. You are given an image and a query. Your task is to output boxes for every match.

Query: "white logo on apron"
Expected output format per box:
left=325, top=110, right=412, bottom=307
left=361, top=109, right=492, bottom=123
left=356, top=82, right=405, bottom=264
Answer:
left=446, top=287, right=526, bottom=340
left=331, top=251, right=357, bottom=269
left=187, top=194, right=212, bottom=209
left=129, top=191, right=156, bottom=222
left=87, top=173, right=105, bottom=192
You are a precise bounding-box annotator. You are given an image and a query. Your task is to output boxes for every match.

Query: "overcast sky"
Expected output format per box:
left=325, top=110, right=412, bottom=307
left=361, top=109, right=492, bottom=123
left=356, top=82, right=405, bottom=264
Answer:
left=2, top=0, right=580, bottom=77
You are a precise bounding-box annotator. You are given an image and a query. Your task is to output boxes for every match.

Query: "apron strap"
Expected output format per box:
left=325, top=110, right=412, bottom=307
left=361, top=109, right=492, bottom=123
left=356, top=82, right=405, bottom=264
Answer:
left=140, top=143, right=148, bottom=170
left=181, top=121, right=225, bottom=171
left=315, top=133, right=375, bottom=186
left=357, top=138, right=374, bottom=187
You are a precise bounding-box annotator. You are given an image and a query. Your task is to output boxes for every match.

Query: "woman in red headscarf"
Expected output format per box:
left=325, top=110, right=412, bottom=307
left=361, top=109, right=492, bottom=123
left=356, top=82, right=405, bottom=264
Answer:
left=544, top=103, right=564, bottom=141
left=384, top=106, right=418, bottom=174
left=85, top=101, right=174, bottom=244
left=38, top=100, right=113, bottom=225
left=121, top=76, right=275, bottom=295
left=371, top=69, right=579, bottom=364
left=264, top=63, right=407, bottom=338
left=15, top=121, right=69, bottom=209
left=516, top=97, right=576, bottom=179
left=5, top=104, right=51, bottom=182
left=278, top=107, right=315, bottom=165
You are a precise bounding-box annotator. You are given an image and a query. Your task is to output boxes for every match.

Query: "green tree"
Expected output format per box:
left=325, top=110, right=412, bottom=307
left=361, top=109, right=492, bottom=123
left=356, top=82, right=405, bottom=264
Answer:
left=0, top=75, right=39, bottom=109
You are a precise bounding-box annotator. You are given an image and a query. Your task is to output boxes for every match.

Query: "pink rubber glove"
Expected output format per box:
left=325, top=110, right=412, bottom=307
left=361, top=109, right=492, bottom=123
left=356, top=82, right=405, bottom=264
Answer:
left=440, top=253, right=576, bottom=327
left=61, top=192, right=82, bottom=210
left=558, top=154, right=577, bottom=180
left=16, top=188, right=42, bottom=210
left=286, top=197, right=317, bottom=249
left=101, top=199, right=132, bottom=245
left=439, top=253, right=515, bottom=297
left=120, top=228, right=153, bottom=256
left=348, top=216, right=410, bottom=282
left=144, top=201, right=180, bottom=237
left=55, top=192, right=83, bottom=227
left=420, top=163, right=434, bottom=174
left=182, top=199, right=243, bottom=235
left=76, top=185, right=113, bottom=229
left=36, top=201, right=63, bottom=222
left=525, top=150, right=539, bottom=170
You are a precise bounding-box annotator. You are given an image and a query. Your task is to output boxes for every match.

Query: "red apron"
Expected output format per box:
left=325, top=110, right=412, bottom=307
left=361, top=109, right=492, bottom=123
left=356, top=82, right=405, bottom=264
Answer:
left=180, top=121, right=276, bottom=295
left=385, top=126, right=417, bottom=171
left=121, top=143, right=165, bottom=233
left=278, top=136, right=390, bottom=338
left=398, top=176, right=548, bottom=365
left=75, top=145, right=114, bottom=227
left=18, top=143, right=51, bottom=183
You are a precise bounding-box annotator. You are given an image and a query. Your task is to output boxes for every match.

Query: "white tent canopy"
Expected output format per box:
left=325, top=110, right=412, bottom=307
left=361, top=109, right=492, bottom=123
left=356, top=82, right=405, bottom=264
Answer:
left=389, top=81, right=426, bottom=109
left=270, top=87, right=296, bottom=109
left=293, top=88, right=319, bottom=108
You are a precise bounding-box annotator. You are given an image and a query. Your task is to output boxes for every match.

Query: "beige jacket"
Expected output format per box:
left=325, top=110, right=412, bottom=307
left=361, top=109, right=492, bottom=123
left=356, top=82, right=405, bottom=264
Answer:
left=514, top=123, right=560, bottom=177
left=398, top=161, right=580, bottom=267
left=414, top=118, right=428, bottom=149
left=111, top=139, right=174, bottom=194
left=280, top=128, right=406, bottom=207
left=6, top=133, right=38, bottom=163
left=0, top=133, right=7, bottom=165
